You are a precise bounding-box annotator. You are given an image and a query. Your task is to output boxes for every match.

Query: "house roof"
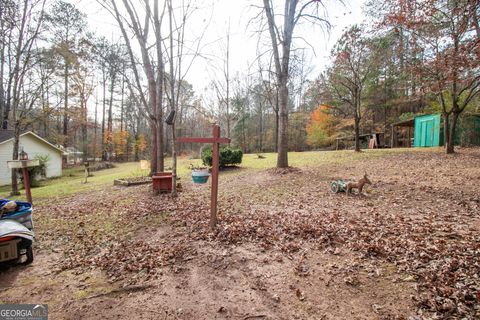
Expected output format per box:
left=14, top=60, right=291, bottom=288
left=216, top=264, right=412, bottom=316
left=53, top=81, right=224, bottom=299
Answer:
left=0, top=130, right=15, bottom=144
left=0, top=130, right=64, bottom=154
left=391, top=118, right=415, bottom=127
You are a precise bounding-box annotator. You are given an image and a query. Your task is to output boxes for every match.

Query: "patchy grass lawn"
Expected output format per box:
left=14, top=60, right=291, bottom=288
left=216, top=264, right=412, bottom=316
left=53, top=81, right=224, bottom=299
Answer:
left=1, top=148, right=433, bottom=202
left=0, top=162, right=142, bottom=201
left=2, top=147, right=478, bottom=319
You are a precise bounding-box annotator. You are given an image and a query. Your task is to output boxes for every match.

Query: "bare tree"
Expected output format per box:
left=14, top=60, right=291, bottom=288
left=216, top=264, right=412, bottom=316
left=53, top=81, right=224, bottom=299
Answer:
left=261, top=0, right=332, bottom=167
left=103, top=0, right=166, bottom=174
left=164, top=0, right=207, bottom=196
left=1, top=0, right=46, bottom=194
left=326, top=25, right=375, bottom=152
left=209, top=21, right=232, bottom=139
left=45, top=0, right=87, bottom=147
left=71, top=53, right=94, bottom=163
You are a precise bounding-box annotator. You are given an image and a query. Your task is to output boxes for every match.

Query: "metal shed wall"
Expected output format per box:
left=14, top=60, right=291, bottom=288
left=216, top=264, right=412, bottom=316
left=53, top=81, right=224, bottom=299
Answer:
left=414, top=114, right=441, bottom=147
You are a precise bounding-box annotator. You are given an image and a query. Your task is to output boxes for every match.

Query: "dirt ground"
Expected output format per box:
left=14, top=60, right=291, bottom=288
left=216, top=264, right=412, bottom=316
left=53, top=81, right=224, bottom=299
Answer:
left=1, top=148, right=479, bottom=319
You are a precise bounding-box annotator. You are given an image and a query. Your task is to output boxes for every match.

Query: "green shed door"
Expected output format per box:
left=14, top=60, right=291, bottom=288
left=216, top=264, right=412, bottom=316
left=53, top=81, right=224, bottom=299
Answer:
left=414, top=114, right=441, bottom=147
left=420, top=119, right=434, bottom=147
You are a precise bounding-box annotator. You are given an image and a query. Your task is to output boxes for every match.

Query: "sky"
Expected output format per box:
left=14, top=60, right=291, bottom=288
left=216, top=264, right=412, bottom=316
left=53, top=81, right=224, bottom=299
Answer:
left=70, top=0, right=366, bottom=96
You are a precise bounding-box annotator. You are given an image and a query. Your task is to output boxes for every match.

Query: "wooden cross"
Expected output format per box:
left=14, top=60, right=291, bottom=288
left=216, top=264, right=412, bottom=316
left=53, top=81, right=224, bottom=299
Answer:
left=177, top=124, right=230, bottom=228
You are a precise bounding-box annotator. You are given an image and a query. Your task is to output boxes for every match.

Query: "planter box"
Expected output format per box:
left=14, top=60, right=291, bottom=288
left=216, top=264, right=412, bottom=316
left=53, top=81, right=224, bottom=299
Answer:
left=152, top=172, right=173, bottom=194
left=113, top=177, right=152, bottom=186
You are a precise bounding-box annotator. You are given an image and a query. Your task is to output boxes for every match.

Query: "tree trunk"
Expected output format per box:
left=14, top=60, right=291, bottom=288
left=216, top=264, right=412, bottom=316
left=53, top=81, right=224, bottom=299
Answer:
left=446, top=113, right=458, bottom=154
left=2, top=62, right=12, bottom=130
left=277, top=78, right=289, bottom=167
left=63, top=61, right=69, bottom=146
left=241, top=112, right=247, bottom=153
left=167, top=0, right=177, bottom=197
left=150, top=118, right=158, bottom=174
left=443, top=113, right=450, bottom=152
left=94, top=94, right=98, bottom=162
left=258, top=101, right=263, bottom=151
left=274, top=108, right=279, bottom=152
left=171, top=121, right=177, bottom=197
left=226, top=28, right=231, bottom=139
left=146, top=62, right=158, bottom=175
left=10, top=127, right=20, bottom=196
left=354, top=117, right=361, bottom=152
left=120, top=76, right=124, bottom=132
left=134, top=115, right=140, bottom=161
left=0, top=36, right=5, bottom=129
left=42, top=78, right=49, bottom=137
left=1, top=103, right=8, bottom=129
left=107, top=72, right=115, bottom=160
left=82, top=94, right=87, bottom=163
left=101, top=70, right=107, bottom=161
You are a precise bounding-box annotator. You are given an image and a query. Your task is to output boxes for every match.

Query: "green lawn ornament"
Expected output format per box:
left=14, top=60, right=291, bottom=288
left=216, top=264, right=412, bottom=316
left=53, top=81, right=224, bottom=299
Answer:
left=331, top=174, right=371, bottom=195
left=330, top=179, right=348, bottom=193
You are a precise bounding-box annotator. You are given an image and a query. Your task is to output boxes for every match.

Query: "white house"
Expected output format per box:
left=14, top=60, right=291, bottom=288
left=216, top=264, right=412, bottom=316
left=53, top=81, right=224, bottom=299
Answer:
left=0, top=130, right=63, bottom=186
left=64, top=147, right=84, bottom=165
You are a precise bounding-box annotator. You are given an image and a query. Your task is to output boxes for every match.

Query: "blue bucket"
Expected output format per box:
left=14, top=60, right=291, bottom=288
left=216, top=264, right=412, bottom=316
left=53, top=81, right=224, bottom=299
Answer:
left=192, top=170, right=210, bottom=184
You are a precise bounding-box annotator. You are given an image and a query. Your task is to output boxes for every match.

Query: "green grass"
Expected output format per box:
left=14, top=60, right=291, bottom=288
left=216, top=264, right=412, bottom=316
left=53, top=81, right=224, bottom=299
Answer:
left=0, top=162, right=145, bottom=201
left=240, top=148, right=412, bottom=169
left=0, top=148, right=438, bottom=202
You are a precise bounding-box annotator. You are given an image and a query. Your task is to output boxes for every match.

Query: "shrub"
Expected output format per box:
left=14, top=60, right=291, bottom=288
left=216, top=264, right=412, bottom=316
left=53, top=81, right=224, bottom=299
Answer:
left=201, top=146, right=243, bottom=167
left=18, top=154, right=49, bottom=188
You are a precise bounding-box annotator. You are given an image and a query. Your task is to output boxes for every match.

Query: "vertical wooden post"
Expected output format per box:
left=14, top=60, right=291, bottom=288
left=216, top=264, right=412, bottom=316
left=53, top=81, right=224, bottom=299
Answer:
left=210, top=125, right=220, bottom=228
left=177, top=124, right=230, bottom=229
left=22, top=167, right=32, bottom=204
left=391, top=125, right=395, bottom=148
left=407, top=127, right=410, bottom=147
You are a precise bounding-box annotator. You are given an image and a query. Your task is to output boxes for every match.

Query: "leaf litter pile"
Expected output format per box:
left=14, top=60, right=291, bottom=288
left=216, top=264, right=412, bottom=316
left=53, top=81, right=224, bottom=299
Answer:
left=34, top=149, right=479, bottom=318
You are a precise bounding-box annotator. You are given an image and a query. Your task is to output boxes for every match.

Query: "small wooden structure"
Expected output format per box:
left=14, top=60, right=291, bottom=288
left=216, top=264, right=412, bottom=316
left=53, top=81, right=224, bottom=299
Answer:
left=177, top=124, right=230, bottom=228
left=152, top=172, right=173, bottom=194
left=7, top=158, right=39, bottom=204
left=390, top=118, right=414, bottom=148
left=335, top=133, right=385, bottom=150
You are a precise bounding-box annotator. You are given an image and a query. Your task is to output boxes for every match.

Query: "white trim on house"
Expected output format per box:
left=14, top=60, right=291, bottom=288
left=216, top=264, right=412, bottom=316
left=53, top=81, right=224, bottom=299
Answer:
left=0, top=131, right=66, bottom=155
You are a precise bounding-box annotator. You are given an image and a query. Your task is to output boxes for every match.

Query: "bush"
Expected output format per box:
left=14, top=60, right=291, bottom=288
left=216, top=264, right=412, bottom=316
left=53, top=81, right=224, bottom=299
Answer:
left=201, top=146, right=243, bottom=167
left=18, top=154, right=49, bottom=188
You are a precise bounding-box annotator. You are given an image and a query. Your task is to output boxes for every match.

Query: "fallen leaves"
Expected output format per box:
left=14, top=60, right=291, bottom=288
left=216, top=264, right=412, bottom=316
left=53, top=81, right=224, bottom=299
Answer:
left=31, top=148, right=480, bottom=318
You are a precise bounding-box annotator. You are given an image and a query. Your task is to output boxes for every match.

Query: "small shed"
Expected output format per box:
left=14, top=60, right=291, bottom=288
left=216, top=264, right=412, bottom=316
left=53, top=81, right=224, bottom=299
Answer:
left=414, top=114, right=441, bottom=147
left=0, top=131, right=64, bottom=186
left=412, top=113, right=480, bottom=147
left=390, top=118, right=414, bottom=148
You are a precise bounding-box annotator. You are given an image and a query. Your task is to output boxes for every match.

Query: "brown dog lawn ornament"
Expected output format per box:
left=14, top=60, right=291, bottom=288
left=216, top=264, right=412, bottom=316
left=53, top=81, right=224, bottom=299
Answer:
left=346, top=173, right=371, bottom=195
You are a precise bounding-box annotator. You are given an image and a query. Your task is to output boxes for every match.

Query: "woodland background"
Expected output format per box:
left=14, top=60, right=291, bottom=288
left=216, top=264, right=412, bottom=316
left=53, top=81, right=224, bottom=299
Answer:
left=1, top=0, right=479, bottom=165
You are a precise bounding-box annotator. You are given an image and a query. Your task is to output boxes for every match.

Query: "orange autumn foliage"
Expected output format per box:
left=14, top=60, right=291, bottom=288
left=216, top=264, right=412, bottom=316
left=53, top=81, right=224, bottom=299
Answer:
left=113, top=130, right=129, bottom=156
left=306, top=105, right=335, bottom=147
left=136, top=134, right=147, bottom=153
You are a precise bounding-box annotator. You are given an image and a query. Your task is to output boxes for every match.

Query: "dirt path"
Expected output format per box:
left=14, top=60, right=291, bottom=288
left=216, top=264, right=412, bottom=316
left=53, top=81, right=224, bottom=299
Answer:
left=1, top=148, right=479, bottom=319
